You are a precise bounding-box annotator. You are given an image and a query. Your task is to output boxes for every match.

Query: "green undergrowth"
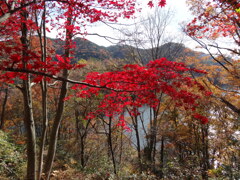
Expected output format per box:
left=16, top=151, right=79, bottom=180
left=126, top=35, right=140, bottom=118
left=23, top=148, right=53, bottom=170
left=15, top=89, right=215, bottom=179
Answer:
left=0, top=130, right=26, bottom=179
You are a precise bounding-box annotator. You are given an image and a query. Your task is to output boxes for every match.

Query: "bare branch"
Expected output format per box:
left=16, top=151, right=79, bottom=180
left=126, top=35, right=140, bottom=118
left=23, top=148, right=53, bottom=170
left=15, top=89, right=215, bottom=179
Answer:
left=190, top=37, right=230, bottom=72
left=208, top=44, right=240, bottom=56
left=219, top=97, right=240, bottom=115
left=85, top=33, right=123, bottom=44
left=206, top=77, right=240, bottom=94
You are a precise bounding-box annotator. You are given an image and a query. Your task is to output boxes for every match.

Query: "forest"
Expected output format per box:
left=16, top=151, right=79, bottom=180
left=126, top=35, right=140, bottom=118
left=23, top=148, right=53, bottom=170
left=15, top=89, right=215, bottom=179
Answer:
left=0, top=0, right=239, bottom=179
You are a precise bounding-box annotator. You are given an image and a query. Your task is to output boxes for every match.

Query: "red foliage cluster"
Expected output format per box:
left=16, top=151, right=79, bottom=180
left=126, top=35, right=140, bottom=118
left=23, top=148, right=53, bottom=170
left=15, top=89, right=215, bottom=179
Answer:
left=186, top=0, right=240, bottom=40
left=0, top=43, right=85, bottom=84
left=193, top=113, right=208, bottom=124
left=71, top=58, right=210, bottom=128
left=0, top=0, right=211, bottom=130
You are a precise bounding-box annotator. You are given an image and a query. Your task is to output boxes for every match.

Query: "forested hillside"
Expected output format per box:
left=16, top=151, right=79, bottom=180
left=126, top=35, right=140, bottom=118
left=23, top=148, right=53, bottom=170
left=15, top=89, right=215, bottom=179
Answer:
left=52, top=37, right=214, bottom=64
left=0, top=0, right=239, bottom=180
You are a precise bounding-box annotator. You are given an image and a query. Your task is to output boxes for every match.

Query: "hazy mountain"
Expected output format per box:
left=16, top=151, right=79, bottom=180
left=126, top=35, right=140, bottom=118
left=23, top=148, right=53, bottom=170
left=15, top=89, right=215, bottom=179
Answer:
left=52, top=37, right=111, bottom=63
left=51, top=37, right=215, bottom=65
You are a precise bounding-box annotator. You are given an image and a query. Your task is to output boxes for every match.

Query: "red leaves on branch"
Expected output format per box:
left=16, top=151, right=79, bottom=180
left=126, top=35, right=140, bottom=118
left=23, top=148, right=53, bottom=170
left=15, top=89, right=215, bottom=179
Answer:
left=158, top=0, right=166, bottom=7
left=1, top=0, right=211, bottom=133
left=186, top=0, right=240, bottom=40
left=116, top=114, right=132, bottom=132
left=193, top=113, right=208, bottom=124
left=148, top=0, right=166, bottom=8
left=72, top=58, right=209, bottom=128
left=148, top=1, right=154, bottom=8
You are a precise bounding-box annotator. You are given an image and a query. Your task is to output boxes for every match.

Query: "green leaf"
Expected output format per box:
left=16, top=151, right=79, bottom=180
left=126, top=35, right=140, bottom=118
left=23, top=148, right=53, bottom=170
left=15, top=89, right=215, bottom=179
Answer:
left=235, top=8, right=240, bottom=13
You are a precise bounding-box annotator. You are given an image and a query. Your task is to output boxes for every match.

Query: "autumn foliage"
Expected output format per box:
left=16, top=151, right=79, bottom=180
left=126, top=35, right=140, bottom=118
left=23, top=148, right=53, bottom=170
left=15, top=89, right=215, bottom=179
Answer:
left=2, top=0, right=232, bottom=179
left=70, top=58, right=210, bottom=125
left=186, top=0, right=240, bottom=40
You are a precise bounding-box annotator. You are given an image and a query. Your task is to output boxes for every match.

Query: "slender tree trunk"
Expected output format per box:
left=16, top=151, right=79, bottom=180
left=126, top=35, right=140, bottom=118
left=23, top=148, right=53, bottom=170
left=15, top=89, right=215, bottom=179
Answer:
left=108, top=117, right=117, bottom=174
left=146, top=108, right=153, bottom=162
left=44, top=71, right=68, bottom=179
left=37, top=3, right=48, bottom=179
left=152, top=108, right=158, bottom=164
left=201, top=125, right=209, bottom=180
left=44, top=12, right=73, bottom=179
left=119, top=127, right=123, bottom=165
left=146, top=97, right=161, bottom=169
left=0, top=87, right=8, bottom=130
left=22, top=78, right=37, bottom=180
left=21, top=7, right=37, bottom=180
left=148, top=108, right=157, bottom=164
left=80, top=135, right=85, bottom=167
left=38, top=82, right=47, bottom=180
left=159, top=136, right=164, bottom=179
left=75, top=109, right=86, bottom=168
left=133, top=115, right=142, bottom=172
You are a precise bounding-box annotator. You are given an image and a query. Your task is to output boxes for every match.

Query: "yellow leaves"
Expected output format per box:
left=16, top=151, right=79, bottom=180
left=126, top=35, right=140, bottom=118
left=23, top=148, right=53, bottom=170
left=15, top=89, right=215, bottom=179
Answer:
left=70, top=158, right=77, bottom=165
left=205, top=6, right=214, bottom=13
left=77, top=58, right=87, bottom=64
left=235, top=8, right=240, bottom=14
left=208, top=168, right=223, bottom=178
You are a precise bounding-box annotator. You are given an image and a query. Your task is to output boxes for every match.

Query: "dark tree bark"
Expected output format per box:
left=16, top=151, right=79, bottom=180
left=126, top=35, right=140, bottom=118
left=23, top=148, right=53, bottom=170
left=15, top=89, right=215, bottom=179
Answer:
left=20, top=6, right=37, bottom=180
left=0, top=87, right=8, bottom=130
left=159, top=136, right=164, bottom=179
left=133, top=115, right=143, bottom=172
left=108, top=117, right=117, bottom=174
left=201, top=125, right=210, bottom=180
left=36, top=2, right=48, bottom=179
left=75, top=108, right=91, bottom=168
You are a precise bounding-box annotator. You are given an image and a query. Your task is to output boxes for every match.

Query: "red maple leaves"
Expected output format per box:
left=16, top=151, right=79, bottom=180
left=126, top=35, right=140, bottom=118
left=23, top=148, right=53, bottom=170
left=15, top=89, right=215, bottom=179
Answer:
left=186, top=0, right=240, bottom=40
left=70, top=58, right=210, bottom=129
left=193, top=113, right=208, bottom=124
left=148, top=0, right=166, bottom=8
left=158, top=0, right=166, bottom=7
left=0, top=0, right=210, bottom=131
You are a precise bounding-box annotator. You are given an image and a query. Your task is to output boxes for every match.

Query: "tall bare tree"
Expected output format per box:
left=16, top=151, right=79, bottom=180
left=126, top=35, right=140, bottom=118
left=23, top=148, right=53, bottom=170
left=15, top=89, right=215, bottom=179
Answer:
left=121, top=7, right=186, bottom=175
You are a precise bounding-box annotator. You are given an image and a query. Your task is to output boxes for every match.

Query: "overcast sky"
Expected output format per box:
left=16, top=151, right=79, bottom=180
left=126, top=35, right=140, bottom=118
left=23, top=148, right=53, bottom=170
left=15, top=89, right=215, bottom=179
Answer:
left=85, top=0, right=195, bottom=48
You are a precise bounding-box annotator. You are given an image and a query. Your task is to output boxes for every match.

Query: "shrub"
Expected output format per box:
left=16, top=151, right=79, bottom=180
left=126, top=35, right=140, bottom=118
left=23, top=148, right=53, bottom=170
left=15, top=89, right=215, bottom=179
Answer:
left=0, top=130, right=26, bottom=179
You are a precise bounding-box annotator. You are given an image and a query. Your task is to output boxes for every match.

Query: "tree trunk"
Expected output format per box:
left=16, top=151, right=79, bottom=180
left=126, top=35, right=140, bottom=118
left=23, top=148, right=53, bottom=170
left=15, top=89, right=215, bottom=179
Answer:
left=22, top=78, right=37, bottom=180
left=108, top=117, right=117, bottom=174
left=37, top=3, right=49, bottom=179
left=159, top=136, right=164, bottom=179
left=75, top=109, right=87, bottom=168
left=119, top=127, right=124, bottom=165
left=0, top=87, right=8, bottom=130
left=43, top=11, right=73, bottom=179
left=201, top=125, right=210, bottom=180
left=133, top=115, right=142, bottom=172
left=21, top=7, right=37, bottom=180
left=44, top=74, right=68, bottom=179
left=38, top=82, right=48, bottom=180
left=148, top=108, right=157, bottom=164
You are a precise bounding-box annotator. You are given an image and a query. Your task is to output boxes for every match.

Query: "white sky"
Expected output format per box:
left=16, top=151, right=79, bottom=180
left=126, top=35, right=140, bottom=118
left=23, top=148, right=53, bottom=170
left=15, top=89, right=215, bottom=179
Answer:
left=47, top=0, right=199, bottom=49
left=85, top=0, right=196, bottom=48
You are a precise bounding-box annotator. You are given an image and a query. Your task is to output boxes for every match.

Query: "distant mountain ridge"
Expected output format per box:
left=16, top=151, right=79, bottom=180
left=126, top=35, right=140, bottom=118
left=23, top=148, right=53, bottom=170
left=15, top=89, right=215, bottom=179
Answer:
left=51, top=37, right=215, bottom=65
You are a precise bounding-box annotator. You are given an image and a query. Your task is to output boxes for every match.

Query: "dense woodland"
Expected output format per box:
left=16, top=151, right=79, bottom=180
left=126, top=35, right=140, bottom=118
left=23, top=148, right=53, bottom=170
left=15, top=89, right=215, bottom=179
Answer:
left=0, top=0, right=239, bottom=179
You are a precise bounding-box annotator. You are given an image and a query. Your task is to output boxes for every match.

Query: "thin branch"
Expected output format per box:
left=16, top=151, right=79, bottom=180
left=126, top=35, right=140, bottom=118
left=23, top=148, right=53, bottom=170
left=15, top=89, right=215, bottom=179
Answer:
left=4, top=67, right=133, bottom=92
left=85, top=33, right=123, bottom=44
left=191, top=37, right=230, bottom=72
left=219, top=97, right=240, bottom=115
left=208, top=44, right=240, bottom=57
left=206, top=77, right=240, bottom=94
